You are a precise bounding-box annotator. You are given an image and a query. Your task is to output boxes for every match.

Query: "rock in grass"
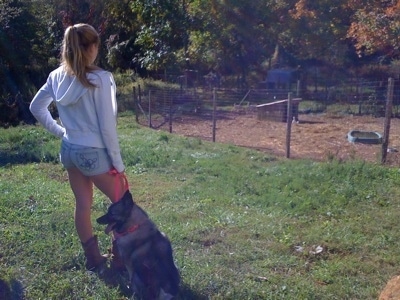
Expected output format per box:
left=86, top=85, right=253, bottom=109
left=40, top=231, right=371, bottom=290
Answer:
left=379, top=275, right=400, bottom=300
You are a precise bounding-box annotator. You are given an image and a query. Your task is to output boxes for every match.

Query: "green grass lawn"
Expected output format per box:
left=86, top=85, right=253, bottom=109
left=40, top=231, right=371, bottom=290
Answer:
left=1, top=114, right=400, bottom=299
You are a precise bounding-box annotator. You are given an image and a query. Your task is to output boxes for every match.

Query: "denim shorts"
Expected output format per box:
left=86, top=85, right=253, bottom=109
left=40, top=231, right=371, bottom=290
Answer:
left=60, top=140, right=113, bottom=176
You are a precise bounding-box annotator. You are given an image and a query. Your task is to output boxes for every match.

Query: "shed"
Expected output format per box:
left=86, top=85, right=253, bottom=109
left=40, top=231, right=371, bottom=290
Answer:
left=265, top=69, right=297, bottom=90
left=256, top=98, right=302, bottom=122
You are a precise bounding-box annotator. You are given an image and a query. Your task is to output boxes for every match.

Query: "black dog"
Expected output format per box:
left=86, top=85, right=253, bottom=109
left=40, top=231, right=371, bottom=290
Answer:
left=97, top=190, right=180, bottom=299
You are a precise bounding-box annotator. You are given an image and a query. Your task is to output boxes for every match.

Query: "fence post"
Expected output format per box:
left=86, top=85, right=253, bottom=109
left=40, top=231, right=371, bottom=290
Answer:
left=148, top=90, right=152, bottom=128
left=169, top=90, right=173, bottom=133
left=296, top=80, right=301, bottom=97
left=133, top=86, right=138, bottom=122
left=381, top=77, right=394, bottom=163
left=286, top=92, right=293, bottom=158
left=212, top=88, right=216, bottom=142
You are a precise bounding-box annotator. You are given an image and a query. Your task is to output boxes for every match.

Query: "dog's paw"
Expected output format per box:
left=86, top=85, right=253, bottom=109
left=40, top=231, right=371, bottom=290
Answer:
left=159, top=288, right=175, bottom=300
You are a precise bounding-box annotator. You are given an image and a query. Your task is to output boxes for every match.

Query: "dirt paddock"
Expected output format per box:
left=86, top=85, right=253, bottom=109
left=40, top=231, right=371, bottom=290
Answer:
left=166, top=112, right=400, bottom=166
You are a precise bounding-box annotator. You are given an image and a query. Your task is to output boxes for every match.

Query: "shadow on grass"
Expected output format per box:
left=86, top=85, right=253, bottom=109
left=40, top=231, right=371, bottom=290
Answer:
left=0, top=278, right=24, bottom=300
left=0, top=151, right=58, bottom=167
left=177, top=284, right=208, bottom=300
left=0, top=152, right=37, bottom=167
left=119, top=282, right=209, bottom=300
left=115, top=277, right=208, bottom=299
left=63, top=260, right=207, bottom=300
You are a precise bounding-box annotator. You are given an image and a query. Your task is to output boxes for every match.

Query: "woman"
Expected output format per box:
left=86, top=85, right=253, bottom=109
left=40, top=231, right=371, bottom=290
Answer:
left=30, top=24, right=127, bottom=274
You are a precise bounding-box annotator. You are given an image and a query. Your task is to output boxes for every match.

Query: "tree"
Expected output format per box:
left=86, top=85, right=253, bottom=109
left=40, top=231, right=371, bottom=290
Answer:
left=0, top=0, right=42, bottom=125
left=100, top=1, right=141, bottom=70
left=347, top=1, right=400, bottom=60
left=0, top=0, right=21, bottom=28
left=128, top=0, right=187, bottom=72
left=186, top=0, right=279, bottom=84
left=279, top=0, right=355, bottom=65
left=0, top=0, right=39, bottom=95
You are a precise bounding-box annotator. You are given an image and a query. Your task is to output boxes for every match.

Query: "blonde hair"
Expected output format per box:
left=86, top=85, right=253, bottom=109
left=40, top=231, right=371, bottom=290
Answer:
left=61, top=24, right=100, bottom=88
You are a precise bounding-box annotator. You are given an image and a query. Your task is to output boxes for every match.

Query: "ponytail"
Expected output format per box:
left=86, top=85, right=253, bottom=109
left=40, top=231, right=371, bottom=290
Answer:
left=61, top=24, right=100, bottom=88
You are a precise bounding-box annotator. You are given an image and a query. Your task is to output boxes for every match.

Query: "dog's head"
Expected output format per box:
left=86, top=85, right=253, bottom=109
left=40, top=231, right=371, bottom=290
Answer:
left=96, top=190, right=134, bottom=234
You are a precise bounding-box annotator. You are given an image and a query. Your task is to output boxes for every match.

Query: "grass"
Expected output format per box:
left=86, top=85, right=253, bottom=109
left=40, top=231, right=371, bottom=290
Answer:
left=1, top=113, right=400, bottom=299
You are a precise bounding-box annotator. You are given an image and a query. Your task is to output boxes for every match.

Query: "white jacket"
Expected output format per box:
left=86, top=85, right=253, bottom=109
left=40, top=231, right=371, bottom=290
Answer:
left=30, top=66, right=125, bottom=173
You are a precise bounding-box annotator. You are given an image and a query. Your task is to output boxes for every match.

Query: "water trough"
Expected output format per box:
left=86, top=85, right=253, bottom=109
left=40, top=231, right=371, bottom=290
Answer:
left=347, top=130, right=382, bottom=144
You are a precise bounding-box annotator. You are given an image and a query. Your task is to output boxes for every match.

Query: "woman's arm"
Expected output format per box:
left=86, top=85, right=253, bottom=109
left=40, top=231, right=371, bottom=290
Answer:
left=30, top=83, right=66, bottom=138
left=93, top=72, right=125, bottom=173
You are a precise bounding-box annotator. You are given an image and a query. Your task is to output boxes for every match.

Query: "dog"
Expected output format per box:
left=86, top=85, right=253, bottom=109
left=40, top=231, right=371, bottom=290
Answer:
left=97, top=190, right=180, bottom=299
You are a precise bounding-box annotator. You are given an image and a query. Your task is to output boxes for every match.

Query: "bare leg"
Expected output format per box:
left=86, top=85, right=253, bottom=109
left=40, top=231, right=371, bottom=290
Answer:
left=67, top=167, right=94, bottom=243
left=90, top=171, right=128, bottom=203
left=67, top=166, right=129, bottom=241
left=90, top=171, right=128, bottom=272
left=67, top=167, right=128, bottom=273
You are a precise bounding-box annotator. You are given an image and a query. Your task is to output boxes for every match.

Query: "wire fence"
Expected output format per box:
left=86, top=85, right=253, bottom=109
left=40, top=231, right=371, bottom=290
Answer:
left=124, top=78, right=400, bottom=165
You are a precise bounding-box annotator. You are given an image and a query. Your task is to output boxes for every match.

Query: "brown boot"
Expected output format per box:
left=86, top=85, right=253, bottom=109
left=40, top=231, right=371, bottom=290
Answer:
left=81, top=235, right=107, bottom=272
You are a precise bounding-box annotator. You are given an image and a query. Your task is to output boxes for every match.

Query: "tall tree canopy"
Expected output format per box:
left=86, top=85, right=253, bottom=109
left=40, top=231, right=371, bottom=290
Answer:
left=2, top=0, right=400, bottom=103
left=347, top=0, right=400, bottom=60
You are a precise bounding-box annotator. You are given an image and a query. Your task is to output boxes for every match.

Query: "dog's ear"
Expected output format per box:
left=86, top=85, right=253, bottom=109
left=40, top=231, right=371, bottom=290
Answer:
left=121, top=190, right=134, bottom=209
left=96, top=190, right=134, bottom=225
left=110, top=190, right=134, bottom=222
